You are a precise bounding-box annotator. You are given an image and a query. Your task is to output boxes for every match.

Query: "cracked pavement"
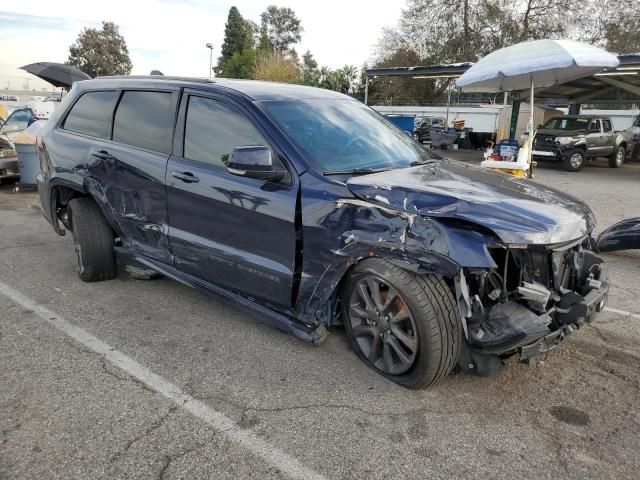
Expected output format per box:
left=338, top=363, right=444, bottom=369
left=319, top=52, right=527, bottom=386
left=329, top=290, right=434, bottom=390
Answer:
left=1, top=158, right=640, bottom=479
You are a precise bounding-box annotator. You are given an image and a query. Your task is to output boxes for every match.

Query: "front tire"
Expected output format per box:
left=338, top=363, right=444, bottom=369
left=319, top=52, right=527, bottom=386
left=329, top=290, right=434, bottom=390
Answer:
left=562, top=148, right=586, bottom=172
left=343, top=258, right=461, bottom=389
left=609, top=146, right=625, bottom=168
left=68, top=197, right=116, bottom=282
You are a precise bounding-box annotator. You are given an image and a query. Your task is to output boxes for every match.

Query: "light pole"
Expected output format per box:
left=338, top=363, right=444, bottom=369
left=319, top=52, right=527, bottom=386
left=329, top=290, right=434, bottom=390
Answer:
left=205, top=43, right=214, bottom=78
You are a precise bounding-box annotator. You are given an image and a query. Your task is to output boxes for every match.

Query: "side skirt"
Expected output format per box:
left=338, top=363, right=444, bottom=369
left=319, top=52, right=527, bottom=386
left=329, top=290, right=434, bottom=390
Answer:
left=115, top=247, right=328, bottom=345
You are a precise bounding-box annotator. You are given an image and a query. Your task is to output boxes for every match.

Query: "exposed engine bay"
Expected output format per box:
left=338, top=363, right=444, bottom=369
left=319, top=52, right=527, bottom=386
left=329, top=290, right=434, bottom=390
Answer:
left=457, top=238, right=608, bottom=375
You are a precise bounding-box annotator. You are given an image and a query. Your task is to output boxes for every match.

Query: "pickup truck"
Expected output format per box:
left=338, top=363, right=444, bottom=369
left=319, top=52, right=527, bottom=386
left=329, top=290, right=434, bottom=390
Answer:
left=412, top=116, right=444, bottom=143
left=532, top=115, right=634, bottom=171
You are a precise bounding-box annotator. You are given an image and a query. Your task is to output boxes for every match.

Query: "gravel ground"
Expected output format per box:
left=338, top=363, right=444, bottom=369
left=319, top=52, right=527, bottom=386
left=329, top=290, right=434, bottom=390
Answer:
left=1, top=157, right=639, bottom=479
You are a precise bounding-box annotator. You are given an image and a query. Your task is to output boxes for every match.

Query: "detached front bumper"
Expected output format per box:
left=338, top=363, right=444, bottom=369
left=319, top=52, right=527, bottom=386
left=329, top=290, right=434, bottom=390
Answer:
left=462, top=242, right=609, bottom=371
left=519, top=277, right=608, bottom=362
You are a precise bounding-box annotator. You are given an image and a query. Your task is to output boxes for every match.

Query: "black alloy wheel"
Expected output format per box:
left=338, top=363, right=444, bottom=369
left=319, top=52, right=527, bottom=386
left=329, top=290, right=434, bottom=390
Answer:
left=347, top=275, right=419, bottom=375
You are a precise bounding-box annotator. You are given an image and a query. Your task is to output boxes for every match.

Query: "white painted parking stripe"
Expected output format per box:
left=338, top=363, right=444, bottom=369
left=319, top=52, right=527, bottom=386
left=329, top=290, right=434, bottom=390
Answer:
left=604, top=306, right=640, bottom=320
left=0, top=281, right=327, bottom=480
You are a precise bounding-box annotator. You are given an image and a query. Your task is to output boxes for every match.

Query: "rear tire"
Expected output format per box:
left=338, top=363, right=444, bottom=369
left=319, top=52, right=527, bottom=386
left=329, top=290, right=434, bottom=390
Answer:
left=343, top=258, right=461, bottom=389
left=68, top=197, right=116, bottom=282
left=562, top=148, right=585, bottom=172
left=608, top=146, right=625, bottom=168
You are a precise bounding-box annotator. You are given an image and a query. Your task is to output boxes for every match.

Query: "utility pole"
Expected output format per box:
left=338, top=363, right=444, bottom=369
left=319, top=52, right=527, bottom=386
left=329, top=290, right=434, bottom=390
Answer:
left=205, top=43, right=214, bottom=78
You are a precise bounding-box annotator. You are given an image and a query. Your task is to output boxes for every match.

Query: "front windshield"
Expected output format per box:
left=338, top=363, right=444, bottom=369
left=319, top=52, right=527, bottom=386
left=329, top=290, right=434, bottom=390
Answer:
left=259, top=99, right=435, bottom=173
left=543, top=117, right=590, bottom=130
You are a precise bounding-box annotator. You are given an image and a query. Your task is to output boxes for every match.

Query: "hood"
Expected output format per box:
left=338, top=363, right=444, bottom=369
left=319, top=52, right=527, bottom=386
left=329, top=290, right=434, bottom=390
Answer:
left=536, top=128, right=586, bottom=137
left=346, top=160, right=595, bottom=245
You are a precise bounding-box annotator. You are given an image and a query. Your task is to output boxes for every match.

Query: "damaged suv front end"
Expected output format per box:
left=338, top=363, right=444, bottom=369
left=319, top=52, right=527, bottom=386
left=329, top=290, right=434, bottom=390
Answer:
left=458, top=239, right=607, bottom=374
left=345, top=161, right=608, bottom=375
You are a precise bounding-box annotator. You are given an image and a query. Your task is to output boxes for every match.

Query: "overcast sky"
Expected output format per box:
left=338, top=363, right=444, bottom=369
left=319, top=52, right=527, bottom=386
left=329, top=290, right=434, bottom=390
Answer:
left=0, top=0, right=403, bottom=91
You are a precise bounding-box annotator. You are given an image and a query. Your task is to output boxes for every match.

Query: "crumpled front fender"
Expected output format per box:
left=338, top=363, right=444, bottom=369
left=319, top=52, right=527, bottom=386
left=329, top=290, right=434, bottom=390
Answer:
left=297, top=195, right=499, bottom=325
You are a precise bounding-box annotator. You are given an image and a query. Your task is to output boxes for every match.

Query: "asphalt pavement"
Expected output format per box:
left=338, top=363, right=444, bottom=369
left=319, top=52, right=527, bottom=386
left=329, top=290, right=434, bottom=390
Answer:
left=1, top=157, right=639, bottom=479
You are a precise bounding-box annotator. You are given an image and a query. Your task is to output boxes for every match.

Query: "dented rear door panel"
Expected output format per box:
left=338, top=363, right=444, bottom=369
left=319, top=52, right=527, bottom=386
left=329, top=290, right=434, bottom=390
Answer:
left=86, top=142, right=172, bottom=262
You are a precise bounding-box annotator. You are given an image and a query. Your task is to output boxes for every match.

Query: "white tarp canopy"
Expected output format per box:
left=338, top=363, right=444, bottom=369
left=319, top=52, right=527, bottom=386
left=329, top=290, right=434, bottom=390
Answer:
left=455, top=39, right=620, bottom=92
left=456, top=39, right=621, bottom=178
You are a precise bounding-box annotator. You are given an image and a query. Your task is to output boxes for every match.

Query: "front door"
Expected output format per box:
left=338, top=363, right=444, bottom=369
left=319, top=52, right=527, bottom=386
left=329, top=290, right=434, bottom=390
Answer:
left=166, top=92, right=298, bottom=308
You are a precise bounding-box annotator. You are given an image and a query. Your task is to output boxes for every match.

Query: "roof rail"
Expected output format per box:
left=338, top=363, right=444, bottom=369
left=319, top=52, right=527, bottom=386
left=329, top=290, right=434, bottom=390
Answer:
left=94, top=75, right=216, bottom=84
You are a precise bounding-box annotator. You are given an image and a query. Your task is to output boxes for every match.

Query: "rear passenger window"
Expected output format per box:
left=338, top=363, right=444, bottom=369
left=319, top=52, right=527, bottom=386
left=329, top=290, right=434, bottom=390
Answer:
left=63, top=91, right=118, bottom=139
left=112, top=91, right=173, bottom=153
left=183, top=96, right=269, bottom=167
left=602, top=119, right=612, bottom=132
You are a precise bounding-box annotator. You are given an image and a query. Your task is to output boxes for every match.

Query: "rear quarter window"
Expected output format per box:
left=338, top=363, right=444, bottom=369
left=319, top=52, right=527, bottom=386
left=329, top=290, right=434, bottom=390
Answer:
left=62, top=90, right=119, bottom=139
left=112, top=91, right=173, bottom=153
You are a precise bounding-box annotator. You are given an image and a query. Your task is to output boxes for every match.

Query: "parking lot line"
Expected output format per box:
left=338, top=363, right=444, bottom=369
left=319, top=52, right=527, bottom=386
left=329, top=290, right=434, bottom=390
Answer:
left=604, top=306, right=640, bottom=320
left=0, top=280, right=327, bottom=480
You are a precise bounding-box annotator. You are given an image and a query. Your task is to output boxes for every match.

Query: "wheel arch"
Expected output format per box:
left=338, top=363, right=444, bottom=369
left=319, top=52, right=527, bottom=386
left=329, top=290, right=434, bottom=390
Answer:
left=48, top=179, right=89, bottom=235
left=304, top=248, right=462, bottom=327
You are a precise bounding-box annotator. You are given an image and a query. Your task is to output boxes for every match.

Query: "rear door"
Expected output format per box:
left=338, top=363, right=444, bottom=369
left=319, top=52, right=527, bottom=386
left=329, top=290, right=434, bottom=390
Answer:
left=58, top=88, right=179, bottom=263
left=165, top=91, right=298, bottom=307
left=94, top=89, right=179, bottom=262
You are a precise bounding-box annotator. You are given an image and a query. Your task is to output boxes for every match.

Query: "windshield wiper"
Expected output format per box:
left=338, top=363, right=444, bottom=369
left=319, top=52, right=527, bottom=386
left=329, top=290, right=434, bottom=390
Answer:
left=323, top=167, right=392, bottom=176
left=409, top=159, right=438, bottom=166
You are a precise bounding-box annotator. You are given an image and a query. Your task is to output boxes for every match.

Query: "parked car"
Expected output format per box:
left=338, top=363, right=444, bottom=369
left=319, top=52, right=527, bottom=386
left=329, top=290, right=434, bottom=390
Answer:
left=38, top=77, right=615, bottom=388
left=0, top=107, right=35, bottom=180
left=532, top=115, right=634, bottom=171
left=412, top=116, right=444, bottom=143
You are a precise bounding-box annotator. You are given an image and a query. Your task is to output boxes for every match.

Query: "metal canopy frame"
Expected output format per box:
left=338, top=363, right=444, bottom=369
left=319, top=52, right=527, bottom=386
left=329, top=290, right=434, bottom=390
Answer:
left=363, top=54, right=640, bottom=107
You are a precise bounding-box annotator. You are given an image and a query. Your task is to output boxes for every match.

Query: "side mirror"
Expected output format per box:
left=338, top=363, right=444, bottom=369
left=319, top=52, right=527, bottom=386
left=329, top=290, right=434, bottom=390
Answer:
left=227, top=145, right=286, bottom=182
left=537, top=124, right=542, bottom=129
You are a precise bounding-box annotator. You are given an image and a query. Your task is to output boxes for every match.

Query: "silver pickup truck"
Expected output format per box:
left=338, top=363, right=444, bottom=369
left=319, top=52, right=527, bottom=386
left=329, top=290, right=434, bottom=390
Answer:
left=532, top=115, right=635, bottom=172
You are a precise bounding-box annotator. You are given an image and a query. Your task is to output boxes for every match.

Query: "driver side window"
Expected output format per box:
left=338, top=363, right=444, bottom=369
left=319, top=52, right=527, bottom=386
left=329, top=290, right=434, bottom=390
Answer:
left=184, top=96, right=280, bottom=169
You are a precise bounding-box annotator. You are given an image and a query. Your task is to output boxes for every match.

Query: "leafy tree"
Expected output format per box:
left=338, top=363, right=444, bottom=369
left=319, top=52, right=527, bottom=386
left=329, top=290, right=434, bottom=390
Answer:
left=315, top=65, right=360, bottom=94
left=67, top=21, right=132, bottom=77
left=378, top=0, right=576, bottom=66
left=215, top=7, right=256, bottom=77
left=260, top=5, right=303, bottom=53
left=299, top=50, right=320, bottom=86
left=222, top=49, right=257, bottom=79
left=253, top=51, right=299, bottom=83
left=577, top=0, right=640, bottom=54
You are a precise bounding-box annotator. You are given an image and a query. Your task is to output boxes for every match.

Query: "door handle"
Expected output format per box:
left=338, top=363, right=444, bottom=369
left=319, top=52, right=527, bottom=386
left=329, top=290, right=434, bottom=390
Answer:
left=171, top=171, right=200, bottom=183
left=90, top=149, right=115, bottom=167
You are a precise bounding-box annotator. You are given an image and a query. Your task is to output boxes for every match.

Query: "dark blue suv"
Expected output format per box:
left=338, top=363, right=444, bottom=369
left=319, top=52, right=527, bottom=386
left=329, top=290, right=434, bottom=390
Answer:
left=37, top=77, right=609, bottom=388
